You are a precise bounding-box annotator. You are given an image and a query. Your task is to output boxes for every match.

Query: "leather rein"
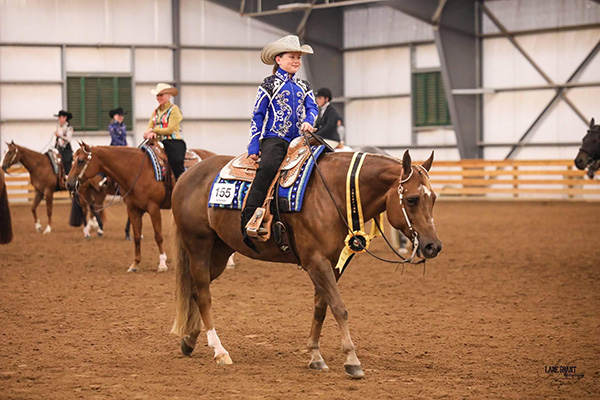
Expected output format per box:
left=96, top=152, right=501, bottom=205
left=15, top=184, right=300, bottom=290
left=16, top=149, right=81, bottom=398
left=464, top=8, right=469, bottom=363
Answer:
left=302, top=133, right=426, bottom=266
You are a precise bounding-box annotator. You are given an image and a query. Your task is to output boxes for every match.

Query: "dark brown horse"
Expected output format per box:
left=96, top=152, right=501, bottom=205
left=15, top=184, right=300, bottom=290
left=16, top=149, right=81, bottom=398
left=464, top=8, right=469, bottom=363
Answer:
left=66, top=142, right=216, bottom=272
left=575, top=118, right=600, bottom=178
left=0, top=169, right=13, bottom=244
left=2, top=142, right=103, bottom=235
left=170, top=149, right=442, bottom=379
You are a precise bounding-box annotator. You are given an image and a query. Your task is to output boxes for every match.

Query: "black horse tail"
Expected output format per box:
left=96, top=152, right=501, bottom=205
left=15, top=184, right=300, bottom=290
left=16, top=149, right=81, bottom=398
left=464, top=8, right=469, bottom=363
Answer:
left=69, top=193, right=85, bottom=227
left=170, top=223, right=202, bottom=337
left=0, top=181, right=13, bottom=244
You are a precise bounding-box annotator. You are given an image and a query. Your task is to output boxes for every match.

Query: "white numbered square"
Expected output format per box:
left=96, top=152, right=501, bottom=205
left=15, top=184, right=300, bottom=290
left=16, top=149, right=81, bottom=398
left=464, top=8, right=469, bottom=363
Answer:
left=210, top=183, right=236, bottom=205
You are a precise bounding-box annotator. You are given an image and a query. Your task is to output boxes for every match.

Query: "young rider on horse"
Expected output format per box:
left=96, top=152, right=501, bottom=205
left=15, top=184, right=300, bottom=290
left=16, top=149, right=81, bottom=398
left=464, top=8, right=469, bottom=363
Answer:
left=108, top=107, right=128, bottom=146
left=53, top=110, right=74, bottom=175
left=241, top=35, right=318, bottom=243
left=143, top=84, right=187, bottom=180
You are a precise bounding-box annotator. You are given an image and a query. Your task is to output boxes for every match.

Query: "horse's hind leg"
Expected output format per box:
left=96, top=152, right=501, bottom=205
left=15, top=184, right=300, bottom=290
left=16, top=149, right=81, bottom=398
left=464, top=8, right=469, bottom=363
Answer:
left=126, top=207, right=143, bottom=272
left=31, top=191, right=43, bottom=232
left=186, top=238, right=232, bottom=365
left=146, top=204, right=167, bottom=272
left=306, top=254, right=364, bottom=379
left=307, top=293, right=330, bottom=371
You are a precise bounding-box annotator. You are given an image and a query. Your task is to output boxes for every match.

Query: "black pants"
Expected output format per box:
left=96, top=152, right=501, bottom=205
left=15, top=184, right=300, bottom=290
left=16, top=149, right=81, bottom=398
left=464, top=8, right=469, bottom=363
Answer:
left=244, top=137, right=290, bottom=210
left=162, top=139, right=186, bottom=179
left=58, top=143, right=73, bottom=175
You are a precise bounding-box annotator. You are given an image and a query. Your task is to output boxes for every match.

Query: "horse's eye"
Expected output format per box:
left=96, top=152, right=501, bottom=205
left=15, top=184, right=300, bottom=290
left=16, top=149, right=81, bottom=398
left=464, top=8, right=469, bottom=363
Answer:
left=77, top=158, right=85, bottom=165
left=406, top=197, right=419, bottom=206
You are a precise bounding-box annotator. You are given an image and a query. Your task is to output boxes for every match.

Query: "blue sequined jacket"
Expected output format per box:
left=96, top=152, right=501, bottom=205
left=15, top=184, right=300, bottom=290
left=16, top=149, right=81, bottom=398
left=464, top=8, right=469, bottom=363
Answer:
left=247, top=67, right=318, bottom=156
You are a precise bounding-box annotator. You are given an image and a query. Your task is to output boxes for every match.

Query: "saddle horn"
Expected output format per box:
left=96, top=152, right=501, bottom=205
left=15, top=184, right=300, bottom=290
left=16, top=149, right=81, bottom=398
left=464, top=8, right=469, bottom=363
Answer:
left=591, top=118, right=596, bottom=128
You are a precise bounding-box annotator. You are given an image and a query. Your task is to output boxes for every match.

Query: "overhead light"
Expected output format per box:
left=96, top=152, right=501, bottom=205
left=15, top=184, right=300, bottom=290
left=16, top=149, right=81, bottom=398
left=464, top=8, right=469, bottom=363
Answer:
left=277, top=3, right=313, bottom=11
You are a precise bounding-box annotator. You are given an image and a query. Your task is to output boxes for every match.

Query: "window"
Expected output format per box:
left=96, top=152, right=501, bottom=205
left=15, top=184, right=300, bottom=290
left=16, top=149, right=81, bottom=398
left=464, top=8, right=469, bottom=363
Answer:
left=412, top=71, right=450, bottom=127
left=67, top=76, right=132, bottom=131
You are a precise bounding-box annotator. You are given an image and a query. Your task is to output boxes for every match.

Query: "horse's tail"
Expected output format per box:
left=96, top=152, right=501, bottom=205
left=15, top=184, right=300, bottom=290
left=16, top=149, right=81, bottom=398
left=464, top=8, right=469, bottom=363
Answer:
left=69, top=193, right=85, bottom=227
left=0, top=181, right=13, bottom=244
left=171, top=223, right=202, bottom=336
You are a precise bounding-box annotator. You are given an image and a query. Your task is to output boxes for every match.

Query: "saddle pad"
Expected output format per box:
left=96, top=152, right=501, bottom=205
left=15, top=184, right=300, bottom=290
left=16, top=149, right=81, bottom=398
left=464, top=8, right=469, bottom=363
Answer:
left=208, top=145, right=325, bottom=213
left=141, top=144, right=164, bottom=181
left=45, top=150, right=59, bottom=175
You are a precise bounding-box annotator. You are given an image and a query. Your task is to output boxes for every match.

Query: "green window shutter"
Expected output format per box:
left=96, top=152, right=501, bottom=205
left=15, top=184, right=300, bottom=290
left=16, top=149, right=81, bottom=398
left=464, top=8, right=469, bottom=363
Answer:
left=412, top=71, right=451, bottom=127
left=66, top=76, right=132, bottom=131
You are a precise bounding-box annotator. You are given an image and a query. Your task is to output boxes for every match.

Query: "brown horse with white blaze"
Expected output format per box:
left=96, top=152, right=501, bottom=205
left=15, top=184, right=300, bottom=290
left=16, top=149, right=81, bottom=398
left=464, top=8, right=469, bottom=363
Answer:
left=170, top=149, right=442, bottom=379
left=2, top=141, right=103, bottom=235
left=66, top=142, right=216, bottom=272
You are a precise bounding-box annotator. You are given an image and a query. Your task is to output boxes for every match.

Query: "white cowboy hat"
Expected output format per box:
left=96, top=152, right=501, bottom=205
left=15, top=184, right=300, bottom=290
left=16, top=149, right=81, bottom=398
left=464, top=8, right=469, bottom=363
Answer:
left=150, top=83, right=179, bottom=96
left=260, top=35, right=314, bottom=65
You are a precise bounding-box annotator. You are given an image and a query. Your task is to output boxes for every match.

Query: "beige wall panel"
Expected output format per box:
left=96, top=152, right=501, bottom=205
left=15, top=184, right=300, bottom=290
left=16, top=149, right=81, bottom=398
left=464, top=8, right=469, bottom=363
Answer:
left=181, top=86, right=255, bottom=119
left=515, top=29, right=600, bottom=84
left=386, top=148, right=460, bottom=162
left=416, top=129, right=456, bottom=146
left=66, top=48, right=131, bottom=73
left=0, top=122, right=57, bottom=156
left=483, top=38, right=547, bottom=89
left=527, top=100, right=586, bottom=144
left=415, top=44, right=441, bottom=69
left=182, top=121, right=249, bottom=156
left=181, top=49, right=265, bottom=83
left=180, top=0, right=285, bottom=47
left=564, top=87, right=600, bottom=127
left=0, top=0, right=171, bottom=45
left=1, top=84, right=62, bottom=120
left=483, top=90, right=554, bottom=143
left=345, top=98, right=411, bottom=147
left=344, top=48, right=410, bottom=97
left=0, top=47, right=62, bottom=81
left=135, top=49, right=174, bottom=82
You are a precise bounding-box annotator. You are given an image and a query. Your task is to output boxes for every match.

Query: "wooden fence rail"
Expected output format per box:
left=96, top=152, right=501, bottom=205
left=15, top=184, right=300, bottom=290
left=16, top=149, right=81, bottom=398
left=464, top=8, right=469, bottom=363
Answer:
left=4, top=160, right=599, bottom=202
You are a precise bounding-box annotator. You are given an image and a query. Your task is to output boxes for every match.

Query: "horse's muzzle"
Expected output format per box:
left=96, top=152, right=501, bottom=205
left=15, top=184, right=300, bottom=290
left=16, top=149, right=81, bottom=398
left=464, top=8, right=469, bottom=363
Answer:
left=574, top=151, right=589, bottom=170
left=66, top=179, right=78, bottom=193
left=422, top=240, right=442, bottom=259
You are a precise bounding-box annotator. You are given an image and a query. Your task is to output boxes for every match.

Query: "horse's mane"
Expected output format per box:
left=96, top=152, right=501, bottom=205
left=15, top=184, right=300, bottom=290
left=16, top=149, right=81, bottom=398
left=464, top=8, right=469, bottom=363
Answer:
left=363, top=153, right=402, bottom=165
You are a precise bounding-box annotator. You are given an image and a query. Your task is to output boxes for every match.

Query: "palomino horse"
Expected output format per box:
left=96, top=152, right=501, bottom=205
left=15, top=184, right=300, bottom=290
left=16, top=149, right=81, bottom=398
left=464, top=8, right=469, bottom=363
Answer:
left=170, top=148, right=442, bottom=379
left=2, top=141, right=104, bottom=235
left=574, top=118, right=600, bottom=178
left=0, top=169, right=13, bottom=244
left=66, top=142, right=216, bottom=272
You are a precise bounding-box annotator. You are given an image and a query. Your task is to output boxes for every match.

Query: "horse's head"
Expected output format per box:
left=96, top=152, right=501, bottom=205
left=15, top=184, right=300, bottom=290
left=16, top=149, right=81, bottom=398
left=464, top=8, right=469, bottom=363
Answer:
left=2, top=141, right=21, bottom=172
left=66, top=141, right=98, bottom=192
left=575, top=118, right=600, bottom=174
left=386, top=150, right=442, bottom=259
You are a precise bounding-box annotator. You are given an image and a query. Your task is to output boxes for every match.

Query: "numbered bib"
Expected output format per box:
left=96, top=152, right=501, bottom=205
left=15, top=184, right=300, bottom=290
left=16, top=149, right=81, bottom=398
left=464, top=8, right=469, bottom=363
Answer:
left=209, top=183, right=236, bottom=205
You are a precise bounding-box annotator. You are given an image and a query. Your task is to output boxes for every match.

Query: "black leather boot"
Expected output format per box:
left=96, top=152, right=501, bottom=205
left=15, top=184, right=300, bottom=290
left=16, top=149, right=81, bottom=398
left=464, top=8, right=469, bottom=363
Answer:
left=241, top=207, right=259, bottom=254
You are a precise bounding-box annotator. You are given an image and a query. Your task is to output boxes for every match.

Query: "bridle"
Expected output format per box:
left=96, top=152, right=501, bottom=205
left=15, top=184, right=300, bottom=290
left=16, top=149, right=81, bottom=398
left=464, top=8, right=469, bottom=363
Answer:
left=303, top=133, right=428, bottom=266
left=72, top=145, right=146, bottom=212
left=3, top=146, right=19, bottom=170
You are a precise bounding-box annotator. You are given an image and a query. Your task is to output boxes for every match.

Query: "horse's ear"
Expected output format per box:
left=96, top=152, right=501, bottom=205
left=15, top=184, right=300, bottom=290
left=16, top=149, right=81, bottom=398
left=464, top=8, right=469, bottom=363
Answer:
left=402, top=150, right=412, bottom=180
left=422, top=151, right=434, bottom=172
left=591, top=118, right=595, bottom=128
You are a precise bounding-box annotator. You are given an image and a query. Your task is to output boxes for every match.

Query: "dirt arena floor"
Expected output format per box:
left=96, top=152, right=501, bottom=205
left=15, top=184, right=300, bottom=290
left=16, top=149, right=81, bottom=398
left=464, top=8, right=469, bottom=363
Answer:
left=0, top=200, right=599, bottom=399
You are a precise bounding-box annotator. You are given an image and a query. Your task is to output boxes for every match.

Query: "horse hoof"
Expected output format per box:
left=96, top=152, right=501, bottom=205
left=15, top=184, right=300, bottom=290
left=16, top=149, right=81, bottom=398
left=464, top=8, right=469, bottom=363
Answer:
left=125, top=235, right=132, bottom=241
left=215, top=353, right=233, bottom=365
left=308, top=360, right=330, bottom=372
left=43, top=226, right=51, bottom=235
left=97, top=230, right=103, bottom=237
left=85, top=235, right=91, bottom=240
left=180, top=338, right=195, bottom=356
left=127, top=266, right=138, bottom=273
left=344, top=364, right=365, bottom=379
left=157, top=266, right=168, bottom=273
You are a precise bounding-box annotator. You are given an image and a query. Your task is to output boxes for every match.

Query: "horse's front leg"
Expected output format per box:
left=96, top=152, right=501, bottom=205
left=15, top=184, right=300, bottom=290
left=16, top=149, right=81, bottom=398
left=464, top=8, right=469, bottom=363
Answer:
left=306, top=254, right=364, bottom=379
left=147, top=204, right=167, bottom=272
left=126, top=207, right=143, bottom=272
left=31, top=190, right=43, bottom=232
left=42, top=190, right=53, bottom=234
left=307, top=293, right=329, bottom=371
